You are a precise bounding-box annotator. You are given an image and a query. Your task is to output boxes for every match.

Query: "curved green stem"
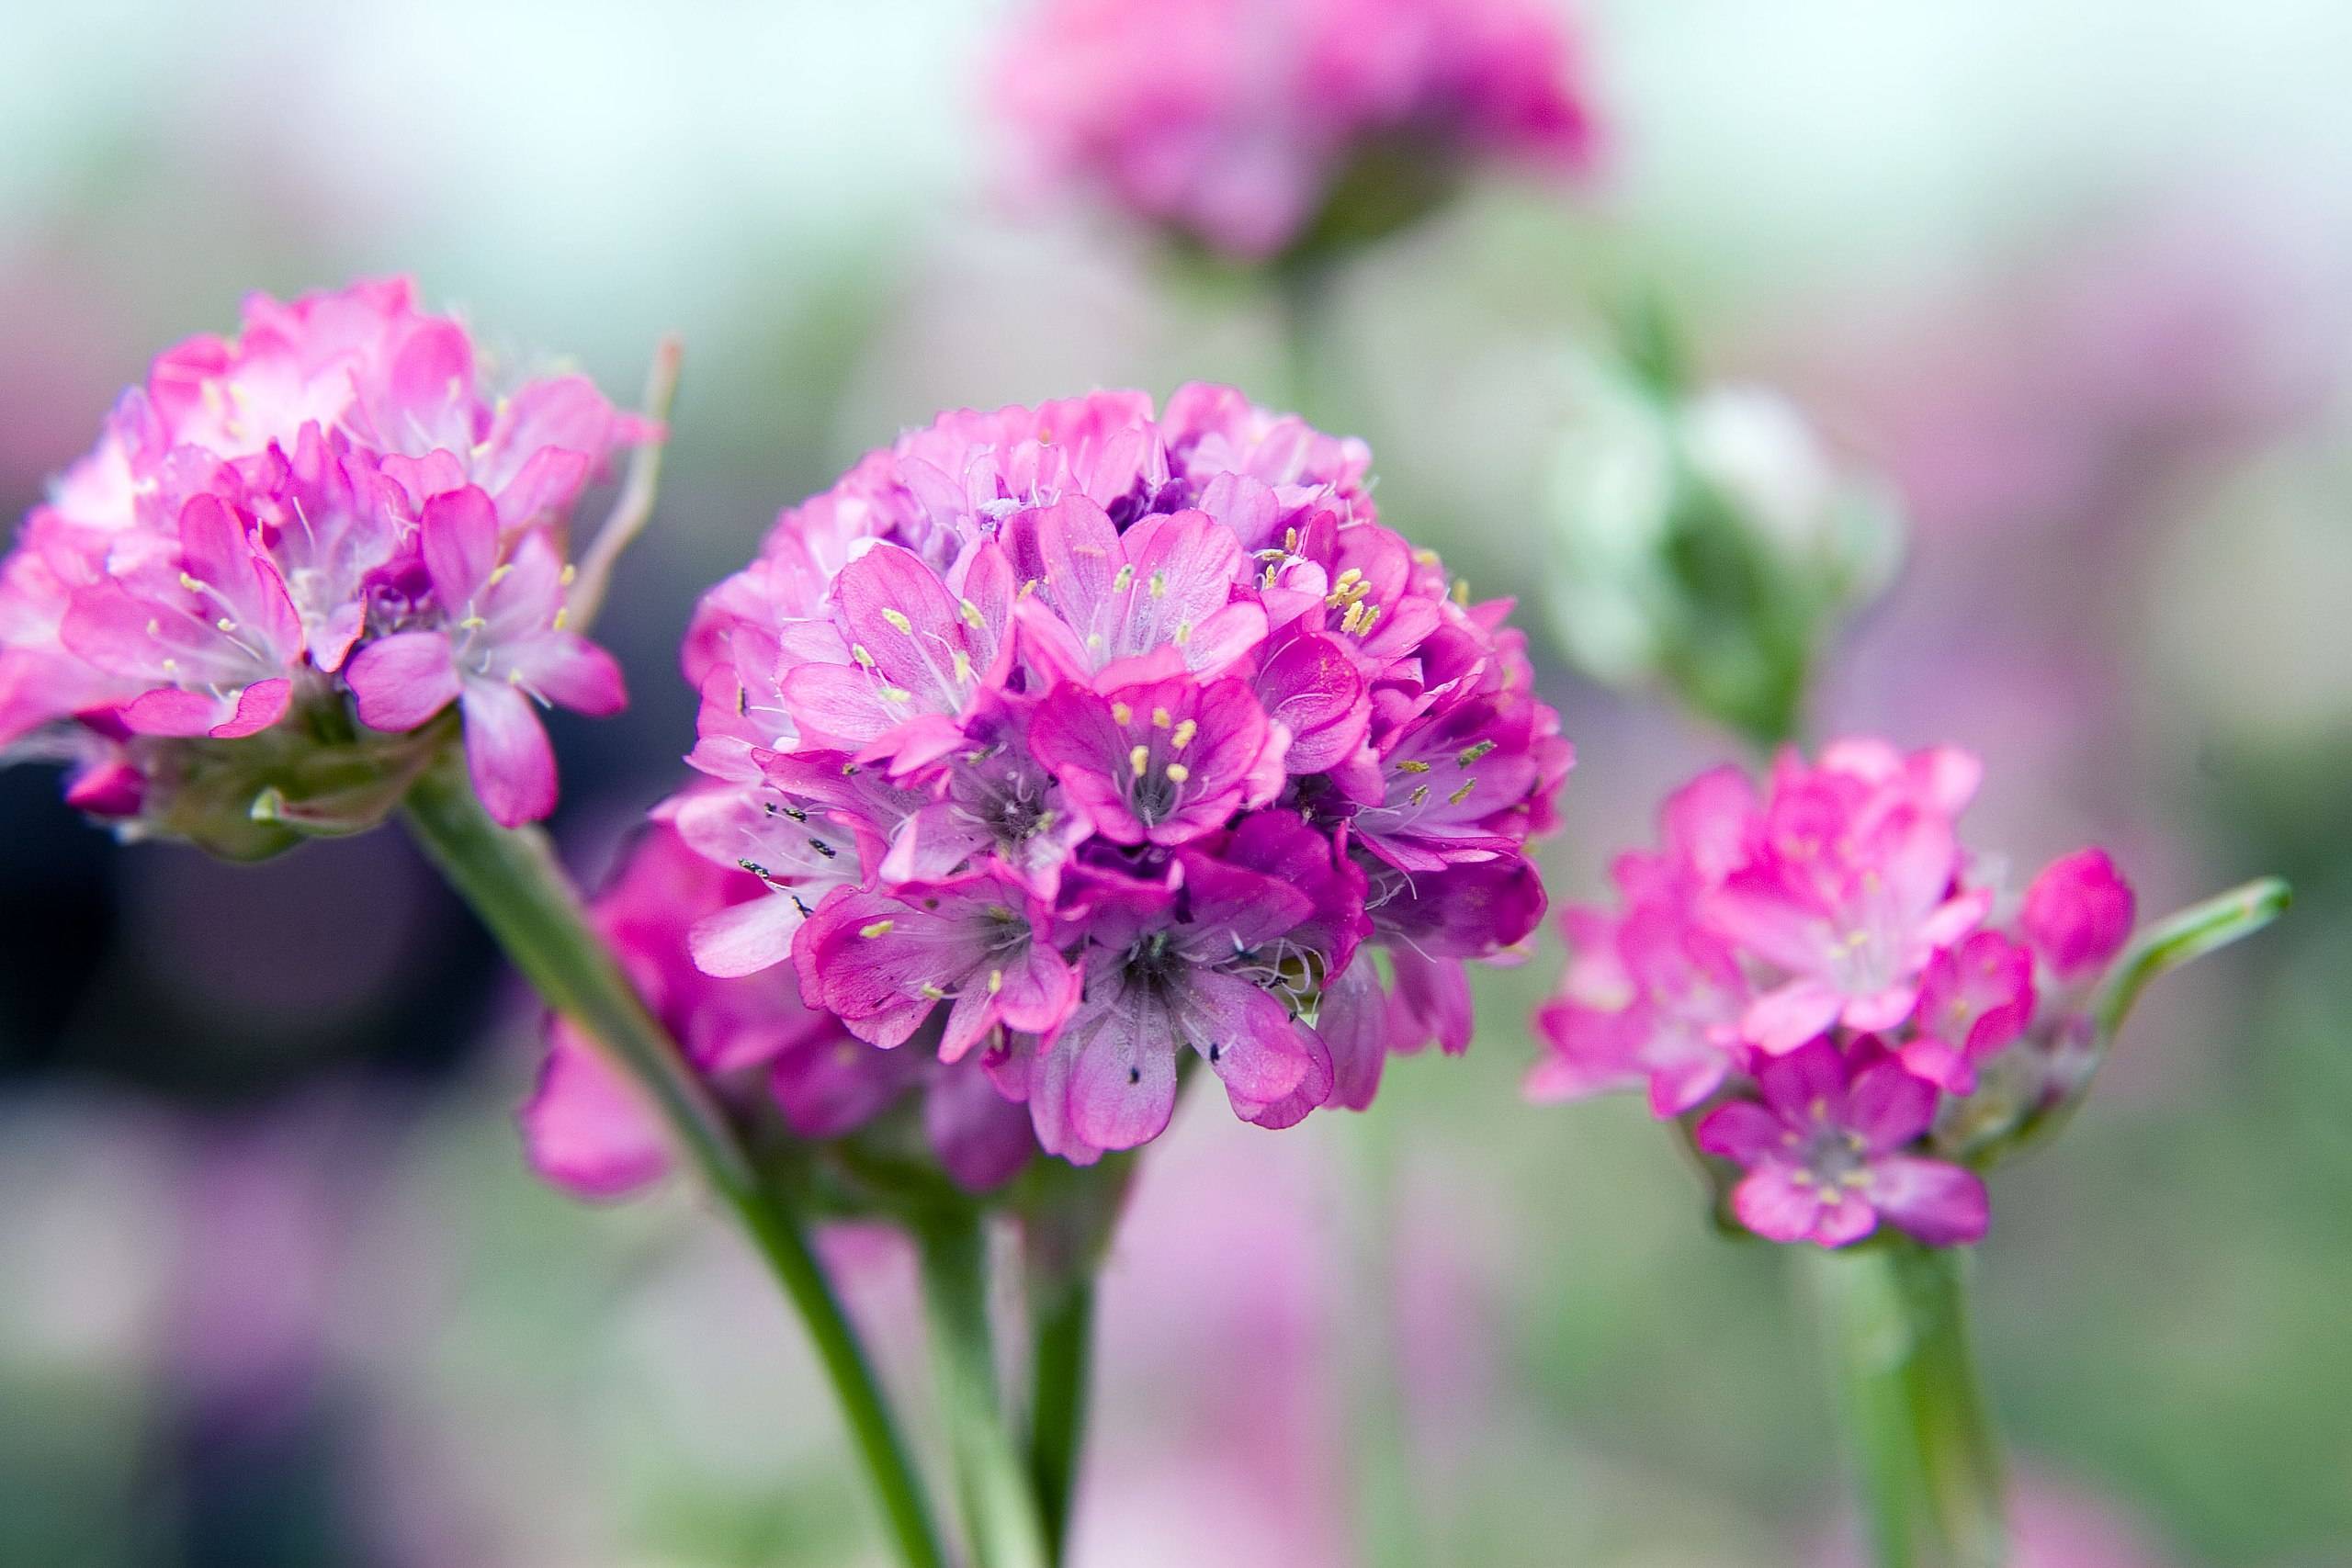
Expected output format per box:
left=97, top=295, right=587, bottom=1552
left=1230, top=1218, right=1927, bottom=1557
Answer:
left=917, top=1215, right=1052, bottom=1568
left=400, top=750, right=944, bottom=1568
left=1025, top=1277, right=1094, bottom=1564
left=1808, top=1242, right=2006, bottom=1568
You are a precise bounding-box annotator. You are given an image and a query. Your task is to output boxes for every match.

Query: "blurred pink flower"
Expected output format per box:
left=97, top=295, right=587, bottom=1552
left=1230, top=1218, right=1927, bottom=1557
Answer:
left=1533, top=738, right=2144, bottom=1248
left=996, top=0, right=1599, bottom=261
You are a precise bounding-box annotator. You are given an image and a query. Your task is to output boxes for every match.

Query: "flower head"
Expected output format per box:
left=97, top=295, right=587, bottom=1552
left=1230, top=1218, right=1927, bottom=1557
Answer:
left=0, top=279, right=653, bottom=847
left=678, top=386, right=1566, bottom=1161
left=995, top=0, right=1599, bottom=264
left=1532, top=739, right=2158, bottom=1248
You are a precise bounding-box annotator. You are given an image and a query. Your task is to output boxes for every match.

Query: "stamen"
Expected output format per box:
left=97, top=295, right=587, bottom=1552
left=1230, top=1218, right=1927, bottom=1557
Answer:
left=1457, top=739, right=1497, bottom=767
left=1164, top=762, right=1190, bottom=784
left=880, top=608, right=913, bottom=633
left=1170, top=718, right=1197, bottom=750
left=859, top=919, right=895, bottom=939
left=1128, top=744, right=1150, bottom=776
left=1151, top=706, right=1171, bottom=728
left=1111, top=702, right=1133, bottom=724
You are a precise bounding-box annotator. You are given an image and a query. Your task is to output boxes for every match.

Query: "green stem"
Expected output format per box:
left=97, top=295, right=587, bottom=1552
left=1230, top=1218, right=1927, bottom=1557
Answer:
left=1808, top=1242, right=2006, bottom=1568
left=1025, top=1278, right=1094, bottom=1564
left=917, top=1216, right=1052, bottom=1568
left=399, top=750, right=945, bottom=1568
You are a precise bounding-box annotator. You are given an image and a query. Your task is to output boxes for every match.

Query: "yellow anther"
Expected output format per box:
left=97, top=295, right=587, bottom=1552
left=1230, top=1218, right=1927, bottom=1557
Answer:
left=1452, top=578, right=1470, bottom=606
left=1151, top=706, right=1171, bottom=728
left=989, top=968, right=1004, bottom=994
left=878, top=684, right=912, bottom=703
left=1164, top=761, right=1191, bottom=784
left=1358, top=603, right=1382, bottom=633
left=459, top=615, right=489, bottom=630
left=560, top=563, right=577, bottom=586
left=147, top=619, right=163, bottom=637
left=488, top=563, right=514, bottom=585
left=1148, top=570, right=1167, bottom=599
left=1333, top=567, right=1363, bottom=593
left=1340, top=600, right=1368, bottom=636
left=853, top=643, right=876, bottom=668
left=1412, top=548, right=1441, bottom=567
left=1457, top=739, right=1497, bottom=767
left=1113, top=564, right=1135, bottom=592
left=1172, top=620, right=1193, bottom=645
left=1129, top=744, right=1150, bottom=776
left=178, top=572, right=206, bottom=593
left=960, top=598, right=986, bottom=629
left=1409, top=784, right=1430, bottom=807
left=1449, top=781, right=1476, bottom=805
left=1020, top=579, right=1041, bottom=598
left=880, top=608, right=913, bottom=634
left=1170, top=718, right=1197, bottom=750
left=552, top=607, right=569, bottom=630
left=921, top=983, right=948, bottom=1000
left=859, top=919, right=896, bottom=939
left=1111, top=702, right=1133, bottom=725
left=215, top=617, right=237, bottom=633
left=952, top=649, right=973, bottom=682
left=1261, top=564, right=1279, bottom=591
left=1283, top=527, right=1299, bottom=551
left=1397, top=760, right=1430, bottom=773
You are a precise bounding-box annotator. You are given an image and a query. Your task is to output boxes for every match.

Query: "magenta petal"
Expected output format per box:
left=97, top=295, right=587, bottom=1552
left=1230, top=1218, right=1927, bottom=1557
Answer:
left=1742, top=979, right=1844, bottom=1054
left=121, top=687, right=225, bottom=737
left=347, top=629, right=461, bottom=732
left=1730, top=1167, right=1828, bottom=1245
left=521, top=1032, right=669, bottom=1200
left=1694, top=1100, right=1783, bottom=1164
left=1844, top=1061, right=1938, bottom=1150
left=688, top=894, right=802, bottom=979
left=209, top=677, right=291, bottom=738
left=1871, top=1156, right=1989, bottom=1247
left=1062, top=1002, right=1181, bottom=1152
left=460, top=679, right=559, bottom=827
left=419, top=486, right=501, bottom=606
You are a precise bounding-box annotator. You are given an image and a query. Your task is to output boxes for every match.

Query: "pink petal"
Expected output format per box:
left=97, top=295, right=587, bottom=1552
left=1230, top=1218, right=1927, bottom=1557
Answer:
left=1730, top=1166, right=1831, bottom=1245
left=1741, top=979, right=1845, bottom=1054
left=688, top=893, right=802, bottom=979
left=1871, top=1156, right=1989, bottom=1247
left=460, top=678, right=558, bottom=827
left=521, top=1032, right=669, bottom=1200
left=419, top=486, right=501, bottom=607
left=347, top=629, right=461, bottom=732
left=209, top=677, right=291, bottom=739
left=1694, top=1100, right=1784, bottom=1164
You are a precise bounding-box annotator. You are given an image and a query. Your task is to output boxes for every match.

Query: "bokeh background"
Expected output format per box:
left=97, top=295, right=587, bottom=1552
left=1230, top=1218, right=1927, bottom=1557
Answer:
left=5, top=3, right=2350, bottom=1564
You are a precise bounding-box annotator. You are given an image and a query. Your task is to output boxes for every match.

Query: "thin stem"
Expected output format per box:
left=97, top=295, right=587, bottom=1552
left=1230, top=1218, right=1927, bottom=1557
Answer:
left=1808, top=1242, right=2006, bottom=1568
left=917, top=1216, right=1053, bottom=1568
left=1025, top=1277, right=1094, bottom=1564
left=399, top=750, right=944, bottom=1568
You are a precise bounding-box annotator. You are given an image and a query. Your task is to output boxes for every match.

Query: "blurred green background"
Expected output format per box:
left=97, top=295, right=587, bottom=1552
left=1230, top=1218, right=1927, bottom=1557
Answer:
left=3, top=2, right=2348, bottom=1564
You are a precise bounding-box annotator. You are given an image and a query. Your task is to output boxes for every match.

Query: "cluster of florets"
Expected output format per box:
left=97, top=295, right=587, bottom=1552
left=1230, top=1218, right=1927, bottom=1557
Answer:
left=1531, top=740, right=2137, bottom=1248
left=674, top=386, right=1568, bottom=1164
left=0, top=278, right=650, bottom=840
left=526, top=814, right=1037, bottom=1200
left=995, top=0, right=1599, bottom=263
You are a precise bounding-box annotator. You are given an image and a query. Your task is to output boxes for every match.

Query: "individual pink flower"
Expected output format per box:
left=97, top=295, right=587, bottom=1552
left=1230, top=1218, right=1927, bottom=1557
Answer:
left=996, top=0, right=1600, bottom=263
left=0, top=278, right=653, bottom=840
left=525, top=814, right=1036, bottom=1199
left=346, top=487, right=625, bottom=826
left=2020, top=847, right=2136, bottom=979
left=1701, top=742, right=1990, bottom=1053
left=1695, top=1041, right=1989, bottom=1248
left=673, top=386, right=1566, bottom=1160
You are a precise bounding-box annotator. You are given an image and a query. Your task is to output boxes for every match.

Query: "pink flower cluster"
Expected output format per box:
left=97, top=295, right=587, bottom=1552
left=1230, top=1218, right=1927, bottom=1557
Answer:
left=996, top=0, right=1598, bottom=261
left=0, top=279, right=650, bottom=829
left=526, top=814, right=1037, bottom=1199
left=1532, top=741, right=2136, bottom=1248
left=676, top=386, right=1568, bottom=1164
